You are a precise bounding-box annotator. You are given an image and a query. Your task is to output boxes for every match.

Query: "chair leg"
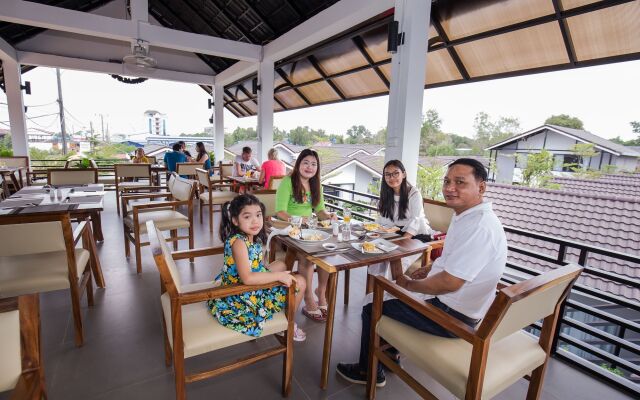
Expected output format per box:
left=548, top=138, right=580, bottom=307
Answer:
left=86, top=272, right=94, bottom=307
left=161, top=314, right=172, bottom=367
left=282, top=328, right=293, bottom=397
left=188, top=226, right=194, bottom=263
left=135, top=229, right=142, bottom=274
left=526, top=363, right=548, bottom=400
left=208, top=203, right=213, bottom=233
left=116, top=190, right=121, bottom=215
left=69, top=284, right=84, bottom=347
left=199, top=201, right=203, bottom=224
left=170, top=229, right=178, bottom=251
left=343, top=269, right=350, bottom=305
left=174, top=354, right=186, bottom=400
left=123, top=226, right=130, bottom=258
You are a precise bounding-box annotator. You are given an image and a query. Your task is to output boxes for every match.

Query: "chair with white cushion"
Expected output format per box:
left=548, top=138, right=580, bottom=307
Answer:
left=114, top=163, right=152, bottom=215
left=0, top=294, right=46, bottom=399
left=0, top=213, right=101, bottom=346
left=252, top=189, right=277, bottom=217
left=147, top=220, right=295, bottom=400
left=47, top=168, right=98, bottom=186
left=195, top=168, right=237, bottom=232
left=367, top=264, right=583, bottom=400
left=121, top=174, right=195, bottom=273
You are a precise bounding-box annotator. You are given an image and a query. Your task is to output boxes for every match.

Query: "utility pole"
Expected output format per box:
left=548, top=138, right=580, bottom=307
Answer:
left=100, top=114, right=105, bottom=141
left=56, top=68, right=68, bottom=155
left=89, top=121, right=95, bottom=152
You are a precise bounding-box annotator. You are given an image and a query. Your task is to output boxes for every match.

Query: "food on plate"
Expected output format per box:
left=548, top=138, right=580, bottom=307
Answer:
left=302, top=233, right=323, bottom=241
left=379, top=226, right=400, bottom=233
left=363, top=223, right=380, bottom=231
left=319, top=220, right=331, bottom=228
left=362, top=241, right=376, bottom=252
left=288, top=226, right=301, bottom=238
left=366, top=232, right=380, bottom=239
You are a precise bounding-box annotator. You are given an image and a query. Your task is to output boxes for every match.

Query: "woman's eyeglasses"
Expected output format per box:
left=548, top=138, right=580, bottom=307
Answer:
left=384, top=171, right=401, bottom=179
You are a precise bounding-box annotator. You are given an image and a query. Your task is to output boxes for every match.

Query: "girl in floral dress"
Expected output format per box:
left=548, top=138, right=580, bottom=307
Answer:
left=208, top=194, right=307, bottom=341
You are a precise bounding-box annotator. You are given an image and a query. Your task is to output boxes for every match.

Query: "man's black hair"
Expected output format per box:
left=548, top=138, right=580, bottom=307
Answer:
left=448, top=158, right=488, bottom=182
left=172, top=143, right=181, bottom=151
left=242, top=146, right=252, bottom=154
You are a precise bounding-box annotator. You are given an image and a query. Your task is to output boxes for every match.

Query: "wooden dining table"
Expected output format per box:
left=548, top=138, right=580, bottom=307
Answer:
left=0, top=167, right=26, bottom=197
left=226, top=175, right=261, bottom=192
left=0, top=184, right=106, bottom=242
left=269, top=227, right=431, bottom=389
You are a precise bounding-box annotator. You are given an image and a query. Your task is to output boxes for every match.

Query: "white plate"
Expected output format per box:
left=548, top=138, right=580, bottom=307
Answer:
left=292, top=229, right=331, bottom=242
left=322, top=243, right=337, bottom=250
left=351, top=242, right=384, bottom=254
left=371, top=238, right=399, bottom=252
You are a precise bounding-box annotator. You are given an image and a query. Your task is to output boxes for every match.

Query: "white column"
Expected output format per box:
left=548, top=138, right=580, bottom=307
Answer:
left=213, top=83, right=225, bottom=165
left=256, top=60, right=274, bottom=164
left=384, top=0, right=431, bottom=184
left=129, top=0, right=148, bottom=22
left=3, top=59, right=28, bottom=157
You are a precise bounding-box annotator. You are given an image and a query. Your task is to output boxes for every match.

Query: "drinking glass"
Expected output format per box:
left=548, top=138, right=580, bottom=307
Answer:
left=308, top=214, right=318, bottom=230
left=289, top=216, right=302, bottom=229
left=343, top=207, right=352, bottom=224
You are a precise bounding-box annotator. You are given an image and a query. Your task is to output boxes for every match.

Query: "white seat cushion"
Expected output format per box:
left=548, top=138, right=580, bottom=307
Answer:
left=377, top=316, right=547, bottom=399
left=160, top=292, right=288, bottom=358
left=124, top=210, right=190, bottom=233
left=200, top=191, right=237, bottom=204
left=117, top=181, right=151, bottom=189
left=0, top=249, right=90, bottom=297
left=0, top=309, right=21, bottom=392
left=97, top=176, right=116, bottom=185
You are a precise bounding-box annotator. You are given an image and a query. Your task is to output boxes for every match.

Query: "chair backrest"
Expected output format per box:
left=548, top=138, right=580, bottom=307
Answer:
left=89, top=159, right=99, bottom=169
left=253, top=189, right=277, bottom=217
left=0, top=156, right=28, bottom=168
left=195, top=168, right=210, bottom=188
left=176, top=162, right=201, bottom=177
left=219, top=162, right=234, bottom=178
left=147, top=221, right=183, bottom=293
left=483, top=264, right=583, bottom=342
left=0, top=213, right=71, bottom=256
left=268, top=175, right=285, bottom=190
left=47, top=168, right=98, bottom=185
left=167, top=172, right=177, bottom=192
left=0, top=302, right=21, bottom=392
left=115, top=163, right=152, bottom=179
left=170, top=175, right=195, bottom=202
left=147, top=155, right=157, bottom=165
left=423, top=199, right=454, bottom=233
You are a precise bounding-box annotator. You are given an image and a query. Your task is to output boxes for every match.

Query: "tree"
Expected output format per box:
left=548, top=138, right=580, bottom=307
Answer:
left=372, top=128, right=386, bottom=145
left=521, top=150, right=557, bottom=188
left=416, top=165, right=445, bottom=201
left=545, top=114, right=584, bottom=130
left=345, top=125, right=372, bottom=144
left=632, top=121, right=640, bottom=134
left=273, top=127, right=287, bottom=142
left=473, top=112, right=521, bottom=153
left=567, top=143, right=601, bottom=178
left=288, top=126, right=314, bottom=146
left=420, top=109, right=451, bottom=155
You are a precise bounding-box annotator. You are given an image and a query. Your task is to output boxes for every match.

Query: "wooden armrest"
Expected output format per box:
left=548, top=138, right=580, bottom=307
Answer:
left=72, top=220, right=88, bottom=245
left=172, top=246, right=224, bottom=260
left=120, top=185, right=167, bottom=192
left=428, top=239, right=444, bottom=250
left=210, top=183, right=235, bottom=189
left=122, top=192, right=171, bottom=201
left=133, top=200, right=186, bottom=211
left=497, top=282, right=508, bottom=290
left=10, top=370, right=43, bottom=400
left=178, top=280, right=295, bottom=306
left=373, top=276, right=476, bottom=342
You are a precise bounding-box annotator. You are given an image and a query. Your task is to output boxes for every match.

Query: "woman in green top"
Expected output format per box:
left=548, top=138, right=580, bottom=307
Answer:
left=276, top=148, right=337, bottom=322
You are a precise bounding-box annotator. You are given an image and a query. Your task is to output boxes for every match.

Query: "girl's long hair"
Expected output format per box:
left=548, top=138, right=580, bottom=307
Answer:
left=220, top=194, right=267, bottom=244
left=378, top=159, right=411, bottom=220
left=195, top=142, right=207, bottom=162
left=290, top=148, right=321, bottom=208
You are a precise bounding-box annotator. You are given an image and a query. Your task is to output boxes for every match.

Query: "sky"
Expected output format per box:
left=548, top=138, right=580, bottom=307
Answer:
left=1, top=59, right=639, bottom=141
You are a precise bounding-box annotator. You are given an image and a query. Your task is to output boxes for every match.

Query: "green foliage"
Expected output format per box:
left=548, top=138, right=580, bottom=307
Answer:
left=367, top=180, right=381, bottom=196
left=328, top=133, right=344, bottom=144
left=601, top=164, right=617, bottom=174
left=0, top=135, right=12, bottom=156
left=372, top=128, right=386, bottom=145
left=345, top=125, right=372, bottom=144
left=473, top=112, right=521, bottom=154
left=88, top=143, right=136, bottom=160
left=544, top=114, right=584, bottom=129
left=179, top=132, right=210, bottom=137
left=611, top=122, right=640, bottom=146
left=566, top=143, right=599, bottom=177
left=599, top=363, right=624, bottom=377
left=416, top=164, right=445, bottom=201
left=288, top=126, right=315, bottom=146
left=521, top=150, right=557, bottom=189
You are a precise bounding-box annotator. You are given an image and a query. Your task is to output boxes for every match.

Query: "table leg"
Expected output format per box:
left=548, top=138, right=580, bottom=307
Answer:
left=390, top=259, right=403, bottom=280
left=284, top=247, right=296, bottom=272
left=91, top=212, right=104, bottom=242
left=1, top=174, right=9, bottom=198
left=320, top=271, right=338, bottom=389
left=85, top=224, right=106, bottom=288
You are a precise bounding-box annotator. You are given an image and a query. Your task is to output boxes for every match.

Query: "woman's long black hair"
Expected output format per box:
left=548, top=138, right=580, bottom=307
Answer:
left=378, top=159, right=411, bottom=220
left=195, top=142, right=207, bottom=162
left=220, top=194, right=267, bottom=244
left=290, top=148, right=321, bottom=208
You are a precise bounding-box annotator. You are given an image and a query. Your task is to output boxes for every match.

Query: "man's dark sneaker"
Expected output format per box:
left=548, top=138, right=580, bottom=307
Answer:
left=381, top=347, right=401, bottom=372
left=336, top=363, right=386, bottom=387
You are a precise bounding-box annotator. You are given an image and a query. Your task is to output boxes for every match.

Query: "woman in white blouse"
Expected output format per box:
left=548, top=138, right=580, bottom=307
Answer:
left=369, top=159, right=432, bottom=279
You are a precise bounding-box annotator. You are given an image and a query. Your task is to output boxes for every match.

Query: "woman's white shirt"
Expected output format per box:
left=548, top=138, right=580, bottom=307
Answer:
left=376, top=186, right=431, bottom=236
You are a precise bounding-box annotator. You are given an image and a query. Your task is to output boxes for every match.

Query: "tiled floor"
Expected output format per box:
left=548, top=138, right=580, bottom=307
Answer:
left=1, top=192, right=634, bottom=399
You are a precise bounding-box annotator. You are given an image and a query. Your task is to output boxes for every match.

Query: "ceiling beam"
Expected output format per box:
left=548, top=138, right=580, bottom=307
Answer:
left=0, top=0, right=261, bottom=61
left=351, top=35, right=390, bottom=89
left=17, top=51, right=215, bottom=85
left=430, top=17, right=470, bottom=81
left=0, top=36, right=17, bottom=61
left=307, top=55, right=346, bottom=100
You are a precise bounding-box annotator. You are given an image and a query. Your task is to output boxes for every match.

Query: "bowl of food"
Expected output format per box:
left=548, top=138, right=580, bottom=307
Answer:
left=288, top=226, right=301, bottom=238
left=295, top=229, right=331, bottom=242
left=319, top=219, right=332, bottom=229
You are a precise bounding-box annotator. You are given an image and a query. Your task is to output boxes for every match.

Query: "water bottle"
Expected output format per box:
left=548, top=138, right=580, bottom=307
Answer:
left=342, top=222, right=351, bottom=241
left=332, top=221, right=339, bottom=237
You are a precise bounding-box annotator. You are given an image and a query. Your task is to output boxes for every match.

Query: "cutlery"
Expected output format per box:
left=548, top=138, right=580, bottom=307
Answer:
left=312, top=248, right=350, bottom=257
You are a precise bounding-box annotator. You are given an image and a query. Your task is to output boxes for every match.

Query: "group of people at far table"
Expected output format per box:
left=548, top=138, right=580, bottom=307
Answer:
left=204, top=144, right=507, bottom=390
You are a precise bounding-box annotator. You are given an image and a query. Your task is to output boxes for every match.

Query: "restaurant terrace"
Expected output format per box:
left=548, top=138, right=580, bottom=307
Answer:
left=0, top=1, right=638, bottom=399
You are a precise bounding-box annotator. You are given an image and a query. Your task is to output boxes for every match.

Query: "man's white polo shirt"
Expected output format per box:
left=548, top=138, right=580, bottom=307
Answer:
left=428, top=201, right=507, bottom=320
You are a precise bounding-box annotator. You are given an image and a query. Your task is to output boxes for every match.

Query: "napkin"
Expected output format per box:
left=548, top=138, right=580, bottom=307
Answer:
left=265, top=224, right=293, bottom=255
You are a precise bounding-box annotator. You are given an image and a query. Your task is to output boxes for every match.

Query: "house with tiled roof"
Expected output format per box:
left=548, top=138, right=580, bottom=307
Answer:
left=553, top=175, right=640, bottom=200
left=487, top=125, right=640, bottom=184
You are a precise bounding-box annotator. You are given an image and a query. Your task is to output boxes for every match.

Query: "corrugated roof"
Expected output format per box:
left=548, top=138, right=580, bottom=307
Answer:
left=485, top=183, right=640, bottom=301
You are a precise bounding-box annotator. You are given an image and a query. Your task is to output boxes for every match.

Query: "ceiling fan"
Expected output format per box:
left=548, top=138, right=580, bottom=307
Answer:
left=123, top=39, right=156, bottom=69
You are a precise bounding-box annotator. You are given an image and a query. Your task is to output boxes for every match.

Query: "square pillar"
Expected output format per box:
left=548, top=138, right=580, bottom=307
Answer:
left=3, top=59, right=28, bottom=157
left=256, top=60, right=275, bottom=164
left=384, top=0, right=431, bottom=184
left=213, top=83, right=225, bottom=165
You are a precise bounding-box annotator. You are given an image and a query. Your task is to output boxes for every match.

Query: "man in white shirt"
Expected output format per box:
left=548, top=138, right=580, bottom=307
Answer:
left=337, top=158, right=507, bottom=388
left=233, top=146, right=261, bottom=176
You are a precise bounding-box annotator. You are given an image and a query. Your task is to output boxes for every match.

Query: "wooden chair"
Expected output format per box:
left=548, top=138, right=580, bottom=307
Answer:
left=0, top=213, right=102, bottom=346
left=218, top=162, right=235, bottom=186
left=366, top=264, right=583, bottom=400
left=267, top=175, right=285, bottom=190
left=147, top=220, right=295, bottom=400
left=195, top=168, right=237, bottom=232
left=0, top=156, right=29, bottom=189
left=423, top=198, right=455, bottom=234
left=114, top=163, right=153, bottom=215
left=47, top=168, right=98, bottom=186
left=252, top=189, right=277, bottom=217
left=121, top=174, right=195, bottom=273
left=0, top=294, right=46, bottom=399
left=176, top=162, right=202, bottom=180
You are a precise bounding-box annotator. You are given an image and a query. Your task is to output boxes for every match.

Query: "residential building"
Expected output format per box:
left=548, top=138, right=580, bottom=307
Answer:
left=144, top=110, right=167, bottom=136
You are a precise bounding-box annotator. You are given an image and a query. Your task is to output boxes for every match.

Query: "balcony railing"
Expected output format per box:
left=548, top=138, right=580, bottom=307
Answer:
left=322, top=183, right=640, bottom=396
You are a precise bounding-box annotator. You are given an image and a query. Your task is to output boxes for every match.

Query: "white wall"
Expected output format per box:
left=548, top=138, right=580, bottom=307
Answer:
left=544, top=131, right=578, bottom=150
left=495, top=150, right=515, bottom=183
left=517, top=132, right=546, bottom=149
left=613, top=155, right=639, bottom=172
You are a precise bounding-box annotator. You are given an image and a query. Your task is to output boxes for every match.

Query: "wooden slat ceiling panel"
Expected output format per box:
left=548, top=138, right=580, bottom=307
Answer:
left=297, top=81, right=342, bottom=103
left=331, top=69, right=388, bottom=97
left=425, top=49, right=464, bottom=84
left=279, top=60, right=322, bottom=85
left=313, top=39, right=368, bottom=75
left=275, top=90, right=308, bottom=109
left=560, top=0, right=601, bottom=10
left=566, top=1, right=640, bottom=61
left=437, top=0, right=555, bottom=40
left=455, top=22, right=569, bottom=77
left=359, top=25, right=389, bottom=63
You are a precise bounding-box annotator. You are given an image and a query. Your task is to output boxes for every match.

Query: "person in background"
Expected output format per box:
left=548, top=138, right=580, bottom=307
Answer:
left=195, top=142, right=212, bottom=173
left=163, top=142, right=187, bottom=173
left=234, top=146, right=261, bottom=177
left=259, top=148, right=286, bottom=188
left=132, top=147, right=149, bottom=164
left=178, top=140, right=193, bottom=161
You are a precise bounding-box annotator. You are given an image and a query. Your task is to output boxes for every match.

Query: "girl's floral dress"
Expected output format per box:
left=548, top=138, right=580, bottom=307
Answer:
left=208, top=233, right=287, bottom=337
